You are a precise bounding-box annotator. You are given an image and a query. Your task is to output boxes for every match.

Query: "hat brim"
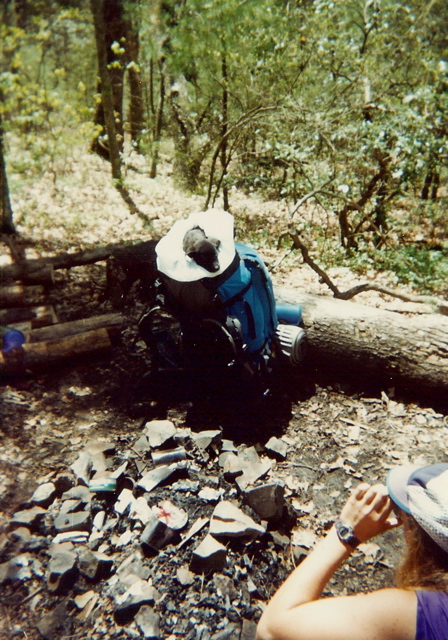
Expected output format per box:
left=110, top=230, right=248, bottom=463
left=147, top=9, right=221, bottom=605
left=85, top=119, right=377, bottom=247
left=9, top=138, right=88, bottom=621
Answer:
left=386, top=465, right=419, bottom=514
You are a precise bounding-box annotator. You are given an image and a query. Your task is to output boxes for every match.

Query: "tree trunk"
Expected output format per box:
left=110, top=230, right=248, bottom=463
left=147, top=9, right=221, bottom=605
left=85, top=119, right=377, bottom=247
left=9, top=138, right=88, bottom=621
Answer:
left=276, top=287, right=448, bottom=404
left=90, top=0, right=125, bottom=161
left=0, top=328, right=112, bottom=375
left=126, top=19, right=144, bottom=148
left=90, top=0, right=123, bottom=181
left=0, top=103, right=15, bottom=235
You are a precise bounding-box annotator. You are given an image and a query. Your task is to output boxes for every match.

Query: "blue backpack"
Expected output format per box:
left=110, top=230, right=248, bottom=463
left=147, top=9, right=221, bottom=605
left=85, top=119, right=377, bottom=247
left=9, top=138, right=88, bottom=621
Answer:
left=155, top=243, right=278, bottom=367
left=213, top=243, right=278, bottom=356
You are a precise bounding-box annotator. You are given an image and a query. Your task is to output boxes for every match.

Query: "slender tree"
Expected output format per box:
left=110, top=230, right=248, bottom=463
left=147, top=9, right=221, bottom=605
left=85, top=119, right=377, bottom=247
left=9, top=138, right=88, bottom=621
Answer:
left=0, top=96, right=15, bottom=235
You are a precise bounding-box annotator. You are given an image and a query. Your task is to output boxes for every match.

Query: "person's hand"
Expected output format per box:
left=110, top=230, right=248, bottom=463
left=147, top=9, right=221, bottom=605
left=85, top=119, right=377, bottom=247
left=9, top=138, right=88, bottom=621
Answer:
left=339, top=483, right=401, bottom=543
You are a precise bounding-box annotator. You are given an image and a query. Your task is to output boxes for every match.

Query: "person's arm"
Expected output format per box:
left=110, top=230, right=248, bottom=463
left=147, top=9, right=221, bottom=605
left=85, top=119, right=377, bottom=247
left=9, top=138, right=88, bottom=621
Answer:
left=256, top=483, right=417, bottom=640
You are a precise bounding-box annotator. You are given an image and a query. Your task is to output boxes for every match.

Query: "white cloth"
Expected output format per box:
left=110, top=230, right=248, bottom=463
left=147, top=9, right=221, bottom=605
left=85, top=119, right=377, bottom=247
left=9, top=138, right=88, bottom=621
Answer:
left=156, top=209, right=236, bottom=282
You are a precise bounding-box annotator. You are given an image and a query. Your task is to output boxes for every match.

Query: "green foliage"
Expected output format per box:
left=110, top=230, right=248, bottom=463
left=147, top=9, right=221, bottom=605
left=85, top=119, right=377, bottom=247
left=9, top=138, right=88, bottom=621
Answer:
left=1, top=7, right=96, bottom=178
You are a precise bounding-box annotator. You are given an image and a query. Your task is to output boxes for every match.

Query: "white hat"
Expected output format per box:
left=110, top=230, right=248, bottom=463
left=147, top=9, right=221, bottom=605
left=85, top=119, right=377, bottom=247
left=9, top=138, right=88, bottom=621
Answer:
left=387, top=463, right=448, bottom=553
left=156, top=209, right=236, bottom=282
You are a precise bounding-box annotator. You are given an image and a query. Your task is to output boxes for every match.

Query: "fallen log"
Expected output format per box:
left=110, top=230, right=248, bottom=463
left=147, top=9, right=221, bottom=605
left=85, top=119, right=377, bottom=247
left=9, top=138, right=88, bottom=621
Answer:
left=276, top=287, right=448, bottom=404
left=0, top=328, right=112, bottom=375
left=0, top=245, right=116, bottom=284
left=25, top=313, right=124, bottom=343
left=0, top=264, right=55, bottom=286
left=0, top=305, right=58, bottom=328
left=0, top=285, right=46, bottom=308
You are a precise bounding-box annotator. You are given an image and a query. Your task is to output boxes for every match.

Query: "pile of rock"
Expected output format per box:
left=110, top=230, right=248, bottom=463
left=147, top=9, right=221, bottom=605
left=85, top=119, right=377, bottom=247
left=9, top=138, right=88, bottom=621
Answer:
left=1, top=420, right=298, bottom=640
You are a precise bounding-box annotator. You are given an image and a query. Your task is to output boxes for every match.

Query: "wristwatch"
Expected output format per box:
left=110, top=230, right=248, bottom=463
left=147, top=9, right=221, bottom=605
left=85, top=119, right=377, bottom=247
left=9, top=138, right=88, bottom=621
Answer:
left=334, top=518, right=361, bottom=548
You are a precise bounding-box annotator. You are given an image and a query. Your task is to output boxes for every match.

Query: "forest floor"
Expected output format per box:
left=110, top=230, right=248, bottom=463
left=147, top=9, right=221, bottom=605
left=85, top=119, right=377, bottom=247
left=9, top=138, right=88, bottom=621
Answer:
left=0, top=147, right=447, bottom=640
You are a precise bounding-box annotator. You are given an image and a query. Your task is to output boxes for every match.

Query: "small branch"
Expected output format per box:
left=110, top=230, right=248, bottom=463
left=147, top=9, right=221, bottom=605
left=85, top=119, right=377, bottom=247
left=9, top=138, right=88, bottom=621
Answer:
left=287, top=229, right=448, bottom=314
left=289, top=229, right=341, bottom=297
left=289, top=176, right=336, bottom=220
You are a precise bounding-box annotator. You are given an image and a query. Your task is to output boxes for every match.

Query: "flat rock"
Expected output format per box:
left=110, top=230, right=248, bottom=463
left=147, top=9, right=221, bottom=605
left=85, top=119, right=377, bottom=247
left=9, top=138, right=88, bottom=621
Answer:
left=135, top=605, right=160, bottom=639
left=144, top=420, right=176, bottom=448
left=114, top=577, right=155, bottom=624
left=114, top=488, right=137, bottom=516
left=53, top=510, right=91, bottom=533
left=191, top=429, right=222, bottom=450
left=31, top=482, right=57, bottom=508
left=137, top=464, right=180, bottom=493
left=130, top=496, right=153, bottom=525
left=61, top=485, right=92, bottom=504
left=190, top=534, right=227, bottom=574
left=243, top=482, right=285, bottom=520
left=140, top=515, right=174, bottom=554
left=11, top=506, right=47, bottom=531
left=265, top=436, right=288, bottom=460
left=210, top=501, right=265, bottom=539
left=37, top=602, right=71, bottom=640
left=47, top=545, right=78, bottom=593
left=78, top=549, right=113, bottom=581
left=70, top=451, right=92, bottom=485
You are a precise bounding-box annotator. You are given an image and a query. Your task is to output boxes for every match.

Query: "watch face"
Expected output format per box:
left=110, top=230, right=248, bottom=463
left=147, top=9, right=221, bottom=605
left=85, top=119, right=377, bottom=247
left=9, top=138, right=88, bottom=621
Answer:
left=335, top=519, right=359, bottom=547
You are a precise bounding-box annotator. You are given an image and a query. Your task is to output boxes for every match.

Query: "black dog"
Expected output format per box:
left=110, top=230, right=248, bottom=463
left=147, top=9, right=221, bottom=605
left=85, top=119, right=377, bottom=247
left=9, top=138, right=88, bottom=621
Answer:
left=182, top=226, right=221, bottom=273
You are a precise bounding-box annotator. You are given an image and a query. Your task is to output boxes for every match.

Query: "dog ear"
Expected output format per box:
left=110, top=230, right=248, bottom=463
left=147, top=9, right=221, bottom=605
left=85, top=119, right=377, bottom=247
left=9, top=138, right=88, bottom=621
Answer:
left=209, top=237, right=221, bottom=249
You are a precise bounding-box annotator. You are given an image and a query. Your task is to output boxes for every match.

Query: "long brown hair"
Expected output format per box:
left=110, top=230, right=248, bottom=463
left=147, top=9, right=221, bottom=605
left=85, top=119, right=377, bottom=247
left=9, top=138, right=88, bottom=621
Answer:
left=396, top=514, right=448, bottom=591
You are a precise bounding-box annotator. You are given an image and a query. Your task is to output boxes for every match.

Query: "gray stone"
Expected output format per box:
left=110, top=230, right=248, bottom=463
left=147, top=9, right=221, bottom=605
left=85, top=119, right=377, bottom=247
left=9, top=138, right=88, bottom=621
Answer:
left=37, top=602, right=70, bottom=639
left=144, top=419, right=176, bottom=448
left=114, top=577, right=156, bottom=624
left=9, top=526, right=32, bottom=547
left=85, top=438, right=115, bottom=456
left=114, top=488, right=137, bottom=516
left=191, top=429, right=222, bottom=451
left=265, top=436, right=288, bottom=460
left=176, top=565, right=195, bottom=586
left=61, top=485, right=92, bottom=504
left=59, top=499, right=82, bottom=514
left=190, top=534, right=227, bottom=574
left=54, top=510, right=91, bottom=533
left=140, top=515, right=174, bottom=554
left=11, top=506, right=47, bottom=530
left=47, top=545, right=77, bottom=593
left=31, top=482, right=57, bottom=508
left=210, top=623, right=241, bottom=640
left=210, top=501, right=265, bottom=539
left=241, top=618, right=258, bottom=640
left=70, top=451, right=92, bottom=485
left=133, top=434, right=151, bottom=454
left=135, top=605, right=160, bottom=639
left=243, top=482, right=285, bottom=520
left=53, top=472, right=75, bottom=495
left=116, top=552, right=151, bottom=580
left=78, top=549, right=113, bottom=581
left=137, top=465, right=179, bottom=493
left=219, top=452, right=243, bottom=479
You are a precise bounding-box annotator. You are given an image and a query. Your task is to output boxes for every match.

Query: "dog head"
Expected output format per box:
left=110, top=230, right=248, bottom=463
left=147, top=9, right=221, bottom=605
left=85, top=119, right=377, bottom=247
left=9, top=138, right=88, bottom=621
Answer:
left=183, top=226, right=221, bottom=273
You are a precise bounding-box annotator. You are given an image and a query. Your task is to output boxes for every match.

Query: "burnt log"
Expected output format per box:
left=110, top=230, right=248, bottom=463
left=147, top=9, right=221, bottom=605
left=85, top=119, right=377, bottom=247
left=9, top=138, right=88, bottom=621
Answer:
left=276, top=288, right=448, bottom=404
left=25, top=313, right=124, bottom=343
left=105, top=240, right=159, bottom=306
left=0, top=245, right=116, bottom=284
left=0, top=305, right=58, bottom=328
left=0, top=285, right=46, bottom=308
left=0, top=328, right=112, bottom=375
left=0, top=264, right=55, bottom=286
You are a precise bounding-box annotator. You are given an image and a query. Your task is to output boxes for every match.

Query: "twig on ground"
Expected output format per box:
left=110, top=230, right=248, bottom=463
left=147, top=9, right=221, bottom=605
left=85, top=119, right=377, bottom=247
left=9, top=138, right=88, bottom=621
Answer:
left=287, top=229, right=448, bottom=314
